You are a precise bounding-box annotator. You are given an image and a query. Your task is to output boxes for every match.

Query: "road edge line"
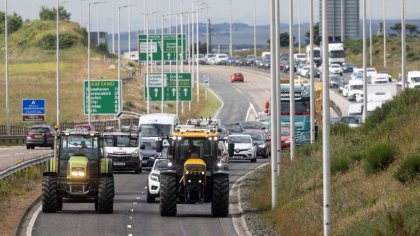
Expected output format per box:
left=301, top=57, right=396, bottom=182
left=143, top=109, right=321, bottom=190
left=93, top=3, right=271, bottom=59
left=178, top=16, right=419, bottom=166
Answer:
left=230, top=162, right=269, bottom=236
left=207, top=86, right=224, bottom=119
left=15, top=194, right=41, bottom=236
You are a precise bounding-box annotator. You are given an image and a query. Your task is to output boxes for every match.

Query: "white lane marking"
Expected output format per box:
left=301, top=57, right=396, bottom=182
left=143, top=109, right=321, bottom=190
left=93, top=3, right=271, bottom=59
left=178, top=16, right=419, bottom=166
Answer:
left=129, top=216, right=133, bottom=220
left=133, top=202, right=137, bottom=205
left=245, top=103, right=258, bottom=121
left=26, top=205, right=41, bottom=236
left=128, top=234, right=133, bottom=236
left=234, top=86, right=244, bottom=95
left=245, top=106, right=252, bottom=122
left=127, top=225, right=132, bottom=229
left=265, top=90, right=270, bottom=94
left=130, top=209, right=134, bottom=212
left=136, top=196, right=140, bottom=200
left=249, top=103, right=258, bottom=119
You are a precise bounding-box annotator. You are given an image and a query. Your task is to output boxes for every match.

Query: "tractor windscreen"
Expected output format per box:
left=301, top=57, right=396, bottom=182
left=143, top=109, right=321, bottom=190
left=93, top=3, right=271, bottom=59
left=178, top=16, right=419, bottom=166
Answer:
left=60, top=136, right=99, bottom=159
left=174, top=138, right=218, bottom=161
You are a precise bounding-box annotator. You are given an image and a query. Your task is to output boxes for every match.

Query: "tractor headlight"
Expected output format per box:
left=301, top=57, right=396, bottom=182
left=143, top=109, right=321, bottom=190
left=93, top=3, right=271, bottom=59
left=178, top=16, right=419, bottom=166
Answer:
left=71, top=168, right=85, bottom=177
left=150, top=173, right=159, bottom=182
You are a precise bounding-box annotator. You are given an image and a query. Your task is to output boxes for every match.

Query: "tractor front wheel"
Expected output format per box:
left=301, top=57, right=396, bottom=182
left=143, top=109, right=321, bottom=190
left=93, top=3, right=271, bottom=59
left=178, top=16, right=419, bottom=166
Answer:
left=211, top=174, right=229, bottom=217
left=160, top=174, right=177, bottom=216
left=97, top=177, right=114, bottom=214
left=42, top=176, right=58, bottom=213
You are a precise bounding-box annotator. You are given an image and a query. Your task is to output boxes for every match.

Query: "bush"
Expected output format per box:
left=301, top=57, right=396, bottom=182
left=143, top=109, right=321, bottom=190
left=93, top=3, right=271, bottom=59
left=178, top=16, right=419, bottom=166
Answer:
left=345, top=39, right=363, bottom=54
left=364, top=142, right=398, bottom=174
left=37, top=32, right=78, bottom=50
left=332, top=156, right=351, bottom=174
left=350, top=152, right=364, bottom=162
left=331, top=122, right=351, bottom=136
left=393, top=155, right=420, bottom=184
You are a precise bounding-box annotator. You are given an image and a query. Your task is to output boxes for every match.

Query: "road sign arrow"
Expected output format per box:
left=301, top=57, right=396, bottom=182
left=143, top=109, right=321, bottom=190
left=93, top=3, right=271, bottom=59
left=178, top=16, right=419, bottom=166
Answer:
left=154, top=88, right=159, bottom=97
left=172, top=88, right=176, bottom=97
left=167, top=53, right=171, bottom=60
left=183, top=88, right=188, bottom=96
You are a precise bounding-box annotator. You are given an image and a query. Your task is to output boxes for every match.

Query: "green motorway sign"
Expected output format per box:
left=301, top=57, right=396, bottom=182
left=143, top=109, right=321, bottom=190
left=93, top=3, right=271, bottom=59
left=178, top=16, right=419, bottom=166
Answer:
left=139, top=34, right=186, bottom=61
left=144, top=73, right=192, bottom=102
left=84, top=80, right=119, bottom=115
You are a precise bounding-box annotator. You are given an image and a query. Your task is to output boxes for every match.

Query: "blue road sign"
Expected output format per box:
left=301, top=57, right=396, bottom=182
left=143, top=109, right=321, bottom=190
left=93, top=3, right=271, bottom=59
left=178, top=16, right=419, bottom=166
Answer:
left=22, top=99, right=46, bottom=115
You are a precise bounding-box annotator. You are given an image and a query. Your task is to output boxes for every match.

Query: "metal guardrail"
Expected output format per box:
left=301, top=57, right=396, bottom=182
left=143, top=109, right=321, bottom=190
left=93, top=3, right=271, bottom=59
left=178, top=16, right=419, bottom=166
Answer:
left=0, top=135, right=26, bottom=144
left=0, top=154, right=52, bottom=180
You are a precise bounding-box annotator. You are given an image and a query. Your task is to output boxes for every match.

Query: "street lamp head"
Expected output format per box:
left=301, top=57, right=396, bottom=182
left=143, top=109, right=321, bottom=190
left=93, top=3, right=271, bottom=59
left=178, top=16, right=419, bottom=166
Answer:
left=90, top=1, right=107, bottom=6
left=119, top=4, right=136, bottom=9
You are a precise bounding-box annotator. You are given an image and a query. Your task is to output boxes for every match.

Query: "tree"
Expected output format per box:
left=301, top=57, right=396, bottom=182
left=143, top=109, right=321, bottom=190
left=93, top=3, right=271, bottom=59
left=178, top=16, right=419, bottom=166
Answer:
left=391, top=23, right=419, bottom=36
left=39, top=6, right=71, bottom=21
left=305, top=22, right=321, bottom=45
left=267, top=33, right=295, bottom=47
left=0, top=12, right=23, bottom=34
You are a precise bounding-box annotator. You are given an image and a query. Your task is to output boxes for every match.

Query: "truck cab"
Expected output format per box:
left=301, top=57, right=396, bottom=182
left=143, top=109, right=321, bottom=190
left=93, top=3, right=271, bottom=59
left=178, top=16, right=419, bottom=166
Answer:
left=407, top=71, right=420, bottom=88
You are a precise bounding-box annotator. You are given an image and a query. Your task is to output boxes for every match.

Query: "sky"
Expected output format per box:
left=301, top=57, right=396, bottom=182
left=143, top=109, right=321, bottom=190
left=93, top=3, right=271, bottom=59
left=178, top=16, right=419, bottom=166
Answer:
left=2, top=0, right=420, bottom=33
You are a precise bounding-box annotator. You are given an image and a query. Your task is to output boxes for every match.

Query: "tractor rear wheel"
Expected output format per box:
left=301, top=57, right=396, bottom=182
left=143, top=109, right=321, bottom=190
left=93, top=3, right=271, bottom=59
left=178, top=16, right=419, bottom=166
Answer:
left=97, top=177, right=114, bottom=214
left=42, top=176, right=58, bottom=213
left=211, top=174, right=229, bottom=217
left=160, top=174, right=177, bottom=216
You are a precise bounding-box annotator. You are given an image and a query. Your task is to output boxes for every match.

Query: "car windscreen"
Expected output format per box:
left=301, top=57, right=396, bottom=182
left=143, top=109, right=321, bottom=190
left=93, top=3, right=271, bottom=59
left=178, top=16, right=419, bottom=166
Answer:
left=140, top=124, right=172, bottom=137
left=225, top=124, right=243, bottom=133
left=280, top=101, right=310, bottom=114
left=411, top=77, right=420, bottom=83
left=281, top=129, right=290, bottom=136
left=243, top=133, right=264, bottom=141
left=228, top=136, right=251, bottom=143
left=313, top=51, right=321, bottom=57
left=329, top=50, right=345, bottom=58
left=154, top=159, right=169, bottom=171
left=241, top=122, right=262, bottom=129
left=30, top=127, right=49, bottom=133
left=142, top=140, right=157, bottom=150
left=104, top=135, right=138, bottom=147
left=351, top=85, right=363, bottom=90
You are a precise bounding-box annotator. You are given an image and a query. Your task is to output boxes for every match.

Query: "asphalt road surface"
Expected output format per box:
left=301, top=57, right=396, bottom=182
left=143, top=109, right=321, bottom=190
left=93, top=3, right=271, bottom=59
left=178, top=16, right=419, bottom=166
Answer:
left=0, top=146, right=51, bottom=170
left=30, top=66, right=269, bottom=236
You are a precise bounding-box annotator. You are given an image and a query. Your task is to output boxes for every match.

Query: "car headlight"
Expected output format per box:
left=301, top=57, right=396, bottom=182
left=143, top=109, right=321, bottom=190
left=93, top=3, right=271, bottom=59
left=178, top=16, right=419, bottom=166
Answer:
left=248, top=147, right=254, bottom=152
left=285, top=139, right=291, bottom=144
left=150, top=173, right=159, bottom=182
left=132, top=150, right=139, bottom=157
left=71, top=168, right=85, bottom=177
left=258, top=144, right=266, bottom=148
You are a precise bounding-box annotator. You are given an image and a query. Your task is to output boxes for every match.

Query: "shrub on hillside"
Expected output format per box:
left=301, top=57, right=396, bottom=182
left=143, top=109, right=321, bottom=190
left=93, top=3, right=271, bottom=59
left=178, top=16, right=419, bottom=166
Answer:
left=393, top=155, right=420, bottom=184
left=0, top=12, right=23, bottom=34
left=345, top=39, right=363, bottom=54
left=364, top=142, right=398, bottom=174
left=331, top=156, right=350, bottom=174
left=331, top=122, right=351, bottom=136
left=37, top=32, right=78, bottom=50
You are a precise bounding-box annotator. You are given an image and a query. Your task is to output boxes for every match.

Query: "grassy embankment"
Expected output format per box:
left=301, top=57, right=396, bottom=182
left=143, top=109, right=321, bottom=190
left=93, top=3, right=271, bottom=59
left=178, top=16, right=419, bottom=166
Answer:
left=0, top=20, right=220, bottom=126
left=250, top=88, right=420, bottom=235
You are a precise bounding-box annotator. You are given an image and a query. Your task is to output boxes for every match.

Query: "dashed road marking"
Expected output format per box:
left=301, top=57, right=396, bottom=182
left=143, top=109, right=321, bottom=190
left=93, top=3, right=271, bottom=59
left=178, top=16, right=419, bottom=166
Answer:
left=130, top=209, right=134, bottom=212
left=136, top=196, right=140, bottom=200
left=127, top=225, right=132, bottom=229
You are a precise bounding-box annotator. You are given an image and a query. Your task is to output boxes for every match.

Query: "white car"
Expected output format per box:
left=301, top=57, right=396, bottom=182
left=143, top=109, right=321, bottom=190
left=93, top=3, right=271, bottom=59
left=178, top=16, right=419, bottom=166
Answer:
left=329, top=64, right=343, bottom=76
left=342, top=85, right=350, bottom=97
left=355, top=92, right=364, bottom=103
left=226, top=134, right=257, bottom=163
left=147, top=158, right=169, bottom=203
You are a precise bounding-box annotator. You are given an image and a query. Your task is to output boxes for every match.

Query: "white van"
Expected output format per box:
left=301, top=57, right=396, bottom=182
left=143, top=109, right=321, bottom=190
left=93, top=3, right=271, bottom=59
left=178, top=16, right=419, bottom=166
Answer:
left=348, top=103, right=363, bottom=116
left=213, top=54, right=229, bottom=65
left=348, top=80, right=364, bottom=101
left=369, top=73, right=390, bottom=84
left=407, top=71, right=420, bottom=88
left=138, top=113, right=179, bottom=138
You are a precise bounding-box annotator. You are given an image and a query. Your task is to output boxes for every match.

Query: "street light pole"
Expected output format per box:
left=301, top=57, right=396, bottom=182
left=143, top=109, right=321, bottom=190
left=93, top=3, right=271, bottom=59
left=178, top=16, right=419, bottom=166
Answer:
left=112, top=0, right=115, bottom=53
left=253, top=0, right=257, bottom=57
left=275, top=0, right=281, bottom=177
left=229, top=0, right=233, bottom=57
left=369, top=0, right=373, bottom=66
left=297, top=0, right=301, bottom=54
left=128, top=0, right=131, bottom=58
left=341, top=0, right=345, bottom=41
left=56, top=0, right=61, bottom=128
left=401, top=0, right=406, bottom=90
left=383, top=0, right=387, bottom=68
left=289, top=0, right=296, bottom=161
left=362, top=0, right=367, bottom=123
left=322, top=0, right=332, bottom=234
left=88, top=2, right=105, bottom=125
left=310, top=0, right=315, bottom=144
left=5, top=0, right=10, bottom=135
left=96, top=4, right=100, bottom=46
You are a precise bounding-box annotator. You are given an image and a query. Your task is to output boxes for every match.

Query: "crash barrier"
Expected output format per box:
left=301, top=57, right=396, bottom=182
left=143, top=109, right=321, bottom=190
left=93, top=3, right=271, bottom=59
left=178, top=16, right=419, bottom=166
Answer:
left=0, top=135, right=26, bottom=145
left=0, top=154, right=52, bottom=180
left=0, top=125, right=28, bottom=136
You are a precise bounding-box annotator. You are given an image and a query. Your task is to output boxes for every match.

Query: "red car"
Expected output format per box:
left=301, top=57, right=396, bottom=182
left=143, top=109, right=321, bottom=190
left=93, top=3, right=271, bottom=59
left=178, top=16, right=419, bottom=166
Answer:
left=280, top=128, right=291, bottom=150
left=231, top=73, right=244, bottom=82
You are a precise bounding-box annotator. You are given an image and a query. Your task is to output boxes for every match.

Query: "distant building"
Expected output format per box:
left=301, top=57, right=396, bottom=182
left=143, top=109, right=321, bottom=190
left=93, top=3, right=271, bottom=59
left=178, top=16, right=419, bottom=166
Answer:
left=90, top=32, right=107, bottom=45
left=319, top=0, right=360, bottom=41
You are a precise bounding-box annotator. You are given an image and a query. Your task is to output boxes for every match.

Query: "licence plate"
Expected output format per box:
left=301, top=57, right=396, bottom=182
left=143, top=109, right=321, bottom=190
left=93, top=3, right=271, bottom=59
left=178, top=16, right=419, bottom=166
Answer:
left=142, top=160, right=148, bottom=164
left=113, top=162, right=125, bottom=166
left=232, top=156, right=243, bottom=159
left=34, top=134, right=43, bottom=138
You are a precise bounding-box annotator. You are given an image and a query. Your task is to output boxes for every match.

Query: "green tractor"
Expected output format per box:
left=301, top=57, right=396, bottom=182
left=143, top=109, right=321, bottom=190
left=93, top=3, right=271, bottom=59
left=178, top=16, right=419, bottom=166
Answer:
left=42, top=129, right=114, bottom=213
left=157, top=125, right=233, bottom=217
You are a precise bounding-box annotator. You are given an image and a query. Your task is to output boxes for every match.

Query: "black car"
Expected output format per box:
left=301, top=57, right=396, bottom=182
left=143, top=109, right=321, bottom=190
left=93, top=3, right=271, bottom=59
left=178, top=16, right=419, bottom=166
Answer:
left=342, top=63, right=354, bottom=73
left=224, top=123, right=243, bottom=134
left=330, top=76, right=343, bottom=88
left=26, top=125, right=55, bottom=149
left=140, top=138, right=160, bottom=168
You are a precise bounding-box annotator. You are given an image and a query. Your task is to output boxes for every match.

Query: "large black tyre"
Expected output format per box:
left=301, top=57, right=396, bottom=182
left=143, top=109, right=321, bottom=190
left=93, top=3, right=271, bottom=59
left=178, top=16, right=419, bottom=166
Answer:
left=57, top=195, right=63, bottom=211
left=160, top=174, right=177, bottom=216
left=211, top=174, right=229, bottom=217
left=42, top=176, right=58, bottom=213
left=250, top=158, right=257, bottom=163
left=147, top=190, right=155, bottom=203
left=97, top=177, right=114, bottom=214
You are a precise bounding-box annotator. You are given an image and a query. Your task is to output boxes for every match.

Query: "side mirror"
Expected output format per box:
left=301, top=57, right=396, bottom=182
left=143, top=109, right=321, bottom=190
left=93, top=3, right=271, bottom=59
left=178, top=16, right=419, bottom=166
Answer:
left=156, top=140, right=163, bottom=152
left=228, top=143, right=235, bottom=157
left=140, top=144, right=146, bottom=150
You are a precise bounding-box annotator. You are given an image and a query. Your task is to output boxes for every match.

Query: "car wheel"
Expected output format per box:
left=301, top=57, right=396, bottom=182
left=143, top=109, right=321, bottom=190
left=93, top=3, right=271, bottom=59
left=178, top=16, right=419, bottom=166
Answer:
left=250, top=158, right=257, bottom=163
left=31, top=146, right=35, bottom=149
left=26, top=145, right=30, bottom=150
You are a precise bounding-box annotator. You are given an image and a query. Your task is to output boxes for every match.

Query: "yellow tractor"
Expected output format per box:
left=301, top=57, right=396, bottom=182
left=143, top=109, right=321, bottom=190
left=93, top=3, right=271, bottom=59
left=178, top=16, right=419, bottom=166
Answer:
left=157, top=125, right=232, bottom=217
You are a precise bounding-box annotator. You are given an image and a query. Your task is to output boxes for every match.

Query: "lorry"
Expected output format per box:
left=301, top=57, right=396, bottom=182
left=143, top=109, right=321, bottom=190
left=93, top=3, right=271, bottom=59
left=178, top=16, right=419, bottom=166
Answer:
left=325, top=42, right=345, bottom=66
left=347, top=80, right=364, bottom=101
left=306, top=45, right=321, bottom=66
left=157, top=124, right=231, bottom=217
